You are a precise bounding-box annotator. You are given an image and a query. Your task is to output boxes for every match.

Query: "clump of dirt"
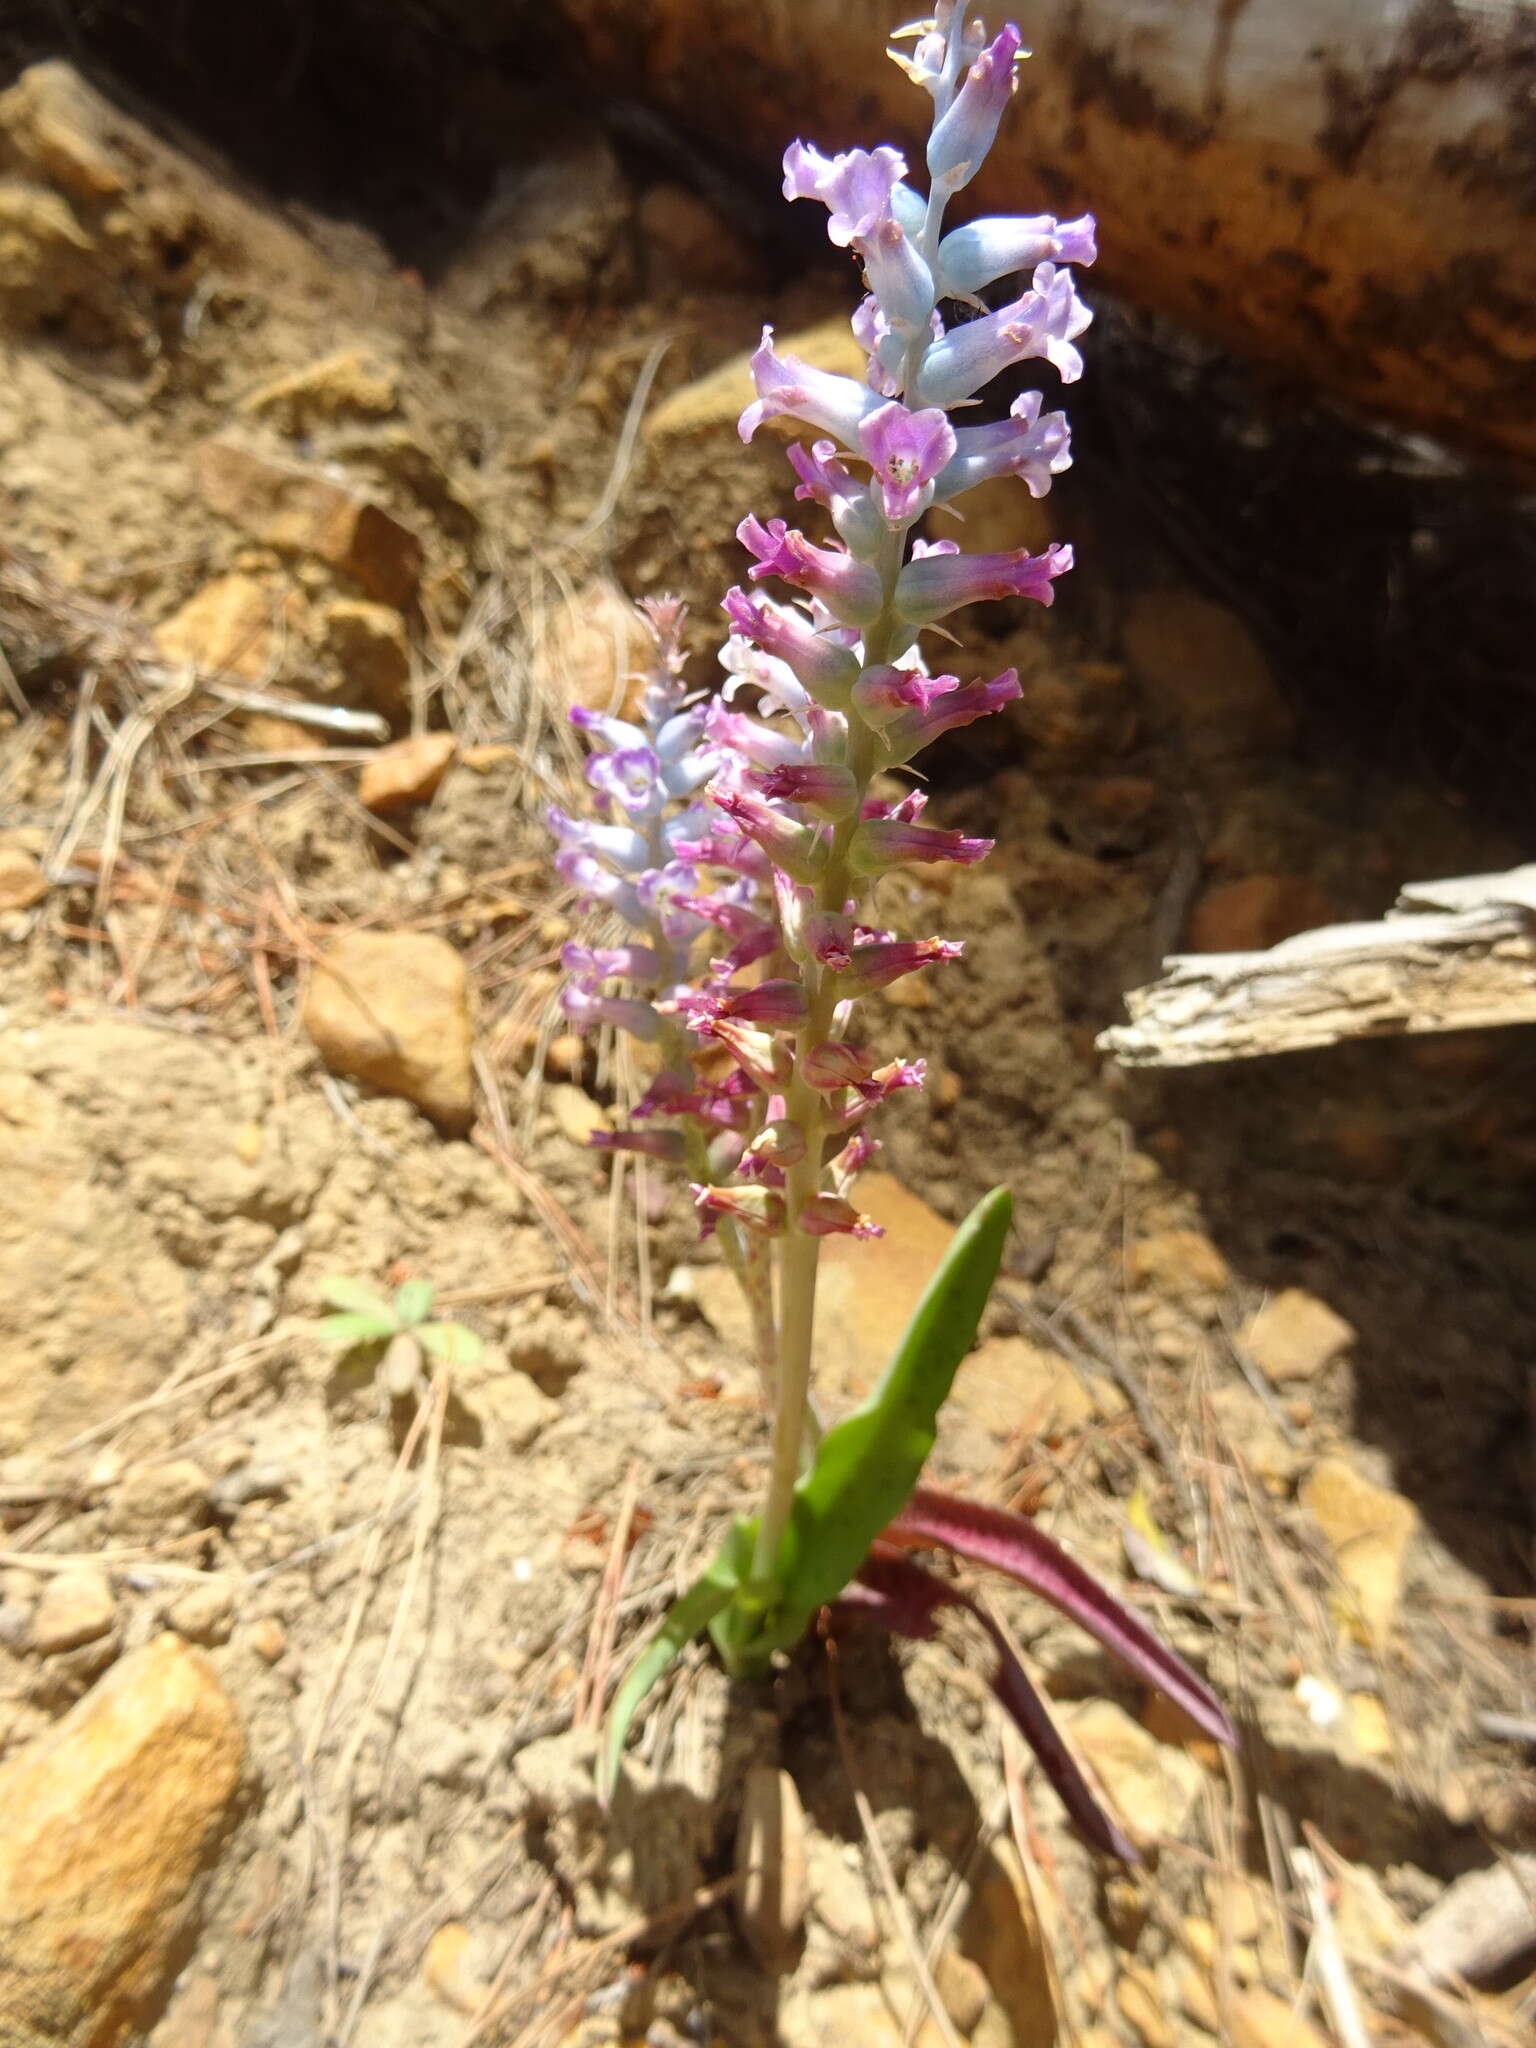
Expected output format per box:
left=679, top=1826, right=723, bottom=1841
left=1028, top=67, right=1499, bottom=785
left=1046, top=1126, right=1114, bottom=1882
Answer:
left=0, top=30, right=1530, bottom=2048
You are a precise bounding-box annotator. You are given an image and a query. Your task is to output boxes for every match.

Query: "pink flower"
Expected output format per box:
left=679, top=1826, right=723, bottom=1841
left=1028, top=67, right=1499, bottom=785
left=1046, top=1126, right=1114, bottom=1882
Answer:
left=936, top=212, right=1097, bottom=299
left=802, top=1040, right=878, bottom=1090
left=560, top=982, right=662, bottom=1040
left=561, top=941, right=664, bottom=985
left=739, top=326, right=880, bottom=445
left=916, top=264, right=1093, bottom=408
left=936, top=392, right=1072, bottom=502
left=895, top=542, right=1074, bottom=623
left=692, top=1183, right=785, bottom=1235
left=880, top=669, right=1023, bottom=760
left=738, top=516, right=883, bottom=627
left=711, top=1018, right=795, bottom=1091
left=677, top=978, right=808, bottom=1033
left=857, top=401, right=958, bottom=523
left=721, top=587, right=862, bottom=700
left=781, top=141, right=909, bottom=246
left=850, top=819, right=995, bottom=873
left=800, top=1193, right=884, bottom=1239
left=712, top=785, right=828, bottom=885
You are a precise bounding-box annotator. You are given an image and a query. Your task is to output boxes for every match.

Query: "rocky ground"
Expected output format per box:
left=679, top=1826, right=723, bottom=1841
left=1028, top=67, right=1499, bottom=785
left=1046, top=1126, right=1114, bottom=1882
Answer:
left=0, top=46, right=1532, bottom=2048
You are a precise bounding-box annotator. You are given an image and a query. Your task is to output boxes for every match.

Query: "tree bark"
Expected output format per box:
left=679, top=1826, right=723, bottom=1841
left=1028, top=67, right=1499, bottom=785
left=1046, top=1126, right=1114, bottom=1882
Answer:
left=564, top=0, right=1536, bottom=474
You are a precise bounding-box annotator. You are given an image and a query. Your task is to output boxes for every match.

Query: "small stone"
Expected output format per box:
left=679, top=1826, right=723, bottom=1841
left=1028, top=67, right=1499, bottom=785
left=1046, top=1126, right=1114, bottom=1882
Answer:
left=1301, top=1455, right=1418, bottom=1646
left=455, top=1346, right=558, bottom=1450
left=0, top=181, right=96, bottom=324
left=813, top=1173, right=956, bottom=1402
left=953, top=1332, right=1096, bottom=1440
left=1348, top=1691, right=1393, bottom=1759
left=422, top=1922, right=482, bottom=2013
left=303, top=930, right=474, bottom=1132
left=533, top=577, right=652, bottom=723
left=106, top=1459, right=209, bottom=1540
left=1128, top=1227, right=1231, bottom=1302
left=0, top=844, right=46, bottom=911
left=1240, top=1288, right=1354, bottom=1383
left=196, top=436, right=423, bottom=606
left=959, top=1839, right=1059, bottom=2045
left=1122, top=591, right=1294, bottom=760
left=30, top=1568, right=115, bottom=1655
left=358, top=732, right=456, bottom=813
left=155, top=572, right=303, bottom=682
left=546, top=1082, right=610, bottom=1148
left=0, top=63, right=127, bottom=202
left=1210, top=1385, right=1301, bottom=1493
left=322, top=597, right=411, bottom=719
left=647, top=316, right=869, bottom=441
left=166, top=1580, right=234, bottom=1648
left=1227, top=1987, right=1330, bottom=2048
left=1185, top=875, right=1339, bottom=954
left=545, top=1032, right=585, bottom=1079
left=248, top=1618, right=287, bottom=1665
left=933, top=1945, right=990, bottom=2035
left=806, top=1837, right=879, bottom=1956
left=0, top=1634, right=243, bottom=2042
left=734, top=1764, right=808, bottom=1973
left=239, top=348, right=398, bottom=430
left=1177, top=1957, right=1221, bottom=2034
left=1064, top=1699, right=1204, bottom=1847
left=1117, top=1962, right=1175, bottom=2048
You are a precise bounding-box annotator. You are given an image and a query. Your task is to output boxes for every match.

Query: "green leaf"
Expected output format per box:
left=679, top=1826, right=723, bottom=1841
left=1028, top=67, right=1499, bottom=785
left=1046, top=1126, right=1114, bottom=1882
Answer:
left=318, top=1310, right=396, bottom=1347
left=599, top=1518, right=754, bottom=1802
left=321, top=1276, right=396, bottom=1322
left=747, top=1184, right=1013, bottom=1664
left=392, top=1278, right=435, bottom=1327
left=416, top=1320, right=483, bottom=1366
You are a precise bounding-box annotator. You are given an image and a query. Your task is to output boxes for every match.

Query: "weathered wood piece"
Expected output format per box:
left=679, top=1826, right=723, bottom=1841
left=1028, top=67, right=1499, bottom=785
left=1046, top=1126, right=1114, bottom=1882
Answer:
left=1099, top=867, right=1536, bottom=1067
left=564, top=0, right=1536, bottom=473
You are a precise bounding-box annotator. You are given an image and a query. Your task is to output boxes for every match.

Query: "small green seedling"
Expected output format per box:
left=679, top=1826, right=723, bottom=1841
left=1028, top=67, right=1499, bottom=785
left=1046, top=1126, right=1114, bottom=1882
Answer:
left=317, top=1276, right=482, bottom=1400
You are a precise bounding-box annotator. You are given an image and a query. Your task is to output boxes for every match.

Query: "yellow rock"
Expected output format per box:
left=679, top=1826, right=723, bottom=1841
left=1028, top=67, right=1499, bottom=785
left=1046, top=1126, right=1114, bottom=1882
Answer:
left=0, top=1634, right=243, bottom=2046
left=323, top=597, right=411, bottom=718
left=0, top=844, right=47, bottom=911
left=30, top=1566, right=115, bottom=1655
left=1127, top=1226, right=1232, bottom=1300
left=1227, top=1987, right=1330, bottom=2048
left=813, top=1172, right=955, bottom=1402
left=1122, top=591, right=1295, bottom=760
left=546, top=1082, right=611, bottom=1149
left=1300, top=1455, right=1417, bottom=1646
left=959, top=1838, right=1059, bottom=2046
left=422, top=1923, right=480, bottom=2013
left=303, top=930, right=474, bottom=1133
left=947, top=1332, right=1096, bottom=1455
left=647, top=316, right=869, bottom=440
left=1064, top=1699, right=1204, bottom=1848
left=1116, top=1963, right=1175, bottom=2048
left=196, top=436, right=423, bottom=607
left=1348, top=1690, right=1393, bottom=1759
left=358, top=732, right=456, bottom=813
left=155, top=571, right=303, bottom=681
left=239, top=348, right=398, bottom=429
left=533, top=577, right=652, bottom=723
left=1240, top=1289, right=1355, bottom=1383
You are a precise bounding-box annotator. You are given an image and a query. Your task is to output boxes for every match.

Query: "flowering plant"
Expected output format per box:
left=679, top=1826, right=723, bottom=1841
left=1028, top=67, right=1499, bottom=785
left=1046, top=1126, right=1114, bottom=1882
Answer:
left=552, top=4, right=1232, bottom=1857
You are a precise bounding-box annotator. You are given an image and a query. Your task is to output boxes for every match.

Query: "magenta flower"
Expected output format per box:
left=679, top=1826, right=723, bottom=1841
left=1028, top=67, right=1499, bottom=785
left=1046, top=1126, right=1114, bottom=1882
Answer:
left=842, top=937, right=965, bottom=989
left=857, top=401, right=958, bottom=523
left=880, top=669, right=1023, bottom=759
left=738, top=516, right=884, bottom=627
left=713, top=784, right=828, bottom=884
left=692, top=1183, right=785, bottom=1234
left=895, top=541, right=1074, bottom=622
left=849, top=819, right=995, bottom=872
left=721, top=587, right=862, bottom=701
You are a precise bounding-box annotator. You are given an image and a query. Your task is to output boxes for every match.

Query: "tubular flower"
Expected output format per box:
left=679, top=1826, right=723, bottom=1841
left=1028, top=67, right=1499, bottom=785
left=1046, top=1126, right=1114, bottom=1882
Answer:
left=552, top=4, right=1094, bottom=1282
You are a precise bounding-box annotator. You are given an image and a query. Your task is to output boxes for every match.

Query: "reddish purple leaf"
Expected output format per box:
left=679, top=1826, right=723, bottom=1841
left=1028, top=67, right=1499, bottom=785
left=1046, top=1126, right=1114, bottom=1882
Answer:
left=838, top=1547, right=1141, bottom=1862
left=886, top=1486, right=1236, bottom=1750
